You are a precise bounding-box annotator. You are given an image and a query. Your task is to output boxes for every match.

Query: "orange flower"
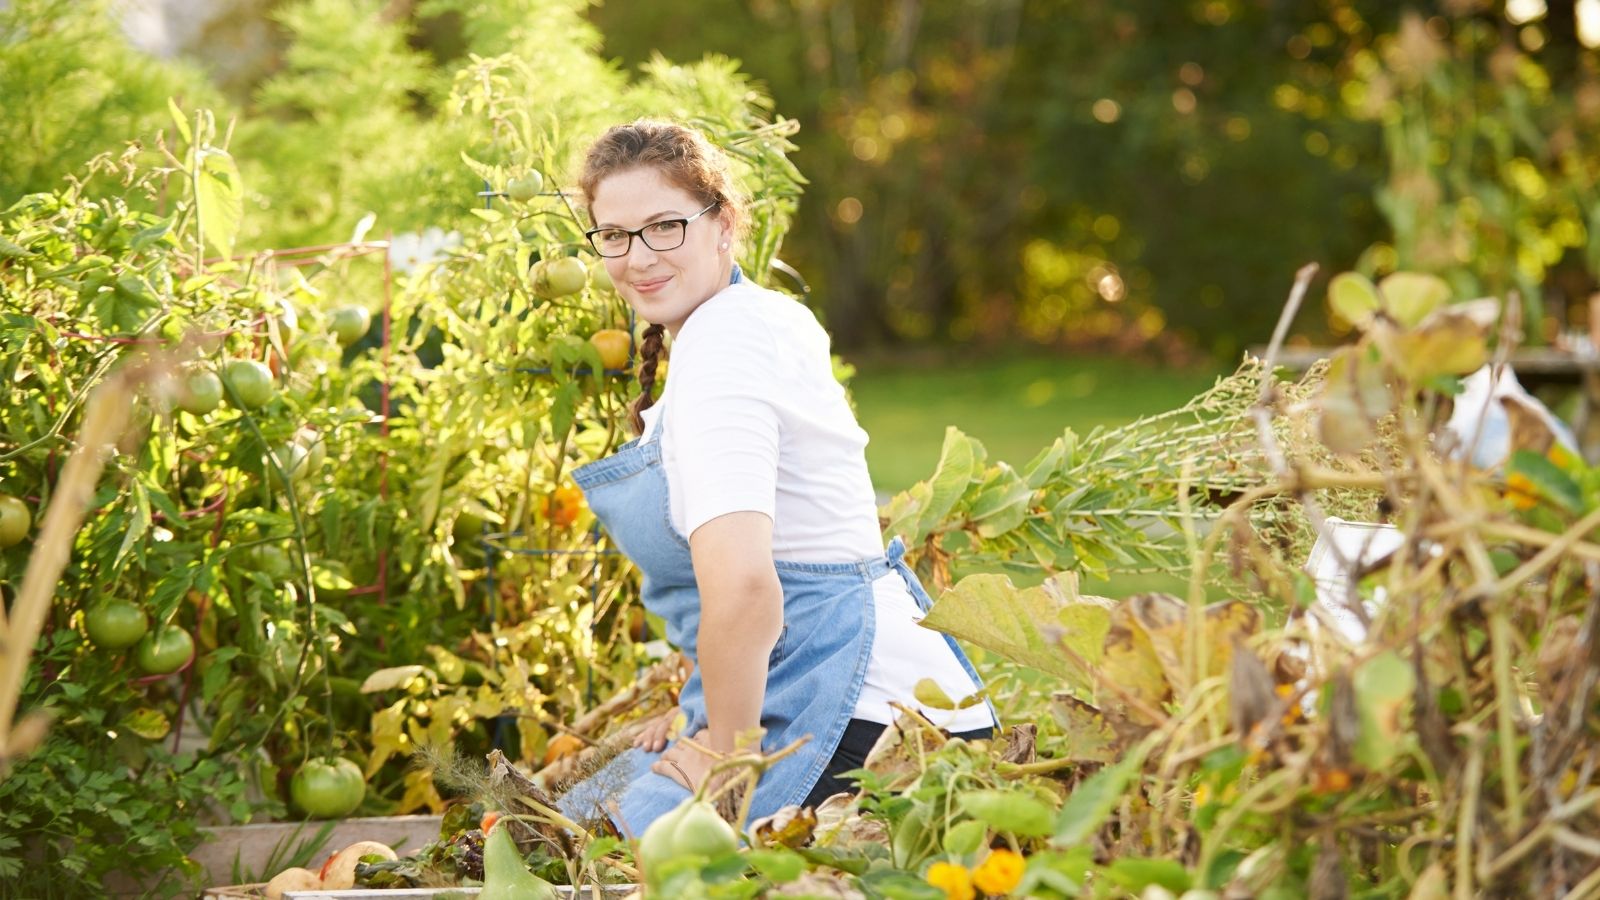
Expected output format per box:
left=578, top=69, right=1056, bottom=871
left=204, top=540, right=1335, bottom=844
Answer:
left=972, top=847, right=1026, bottom=895
left=926, top=861, right=976, bottom=900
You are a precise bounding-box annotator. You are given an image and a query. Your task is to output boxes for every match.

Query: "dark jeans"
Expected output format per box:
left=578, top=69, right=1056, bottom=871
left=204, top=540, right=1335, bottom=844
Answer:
left=801, top=718, right=996, bottom=808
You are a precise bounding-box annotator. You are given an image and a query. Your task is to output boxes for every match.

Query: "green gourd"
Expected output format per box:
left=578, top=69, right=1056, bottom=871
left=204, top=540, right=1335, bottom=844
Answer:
left=479, top=822, right=557, bottom=900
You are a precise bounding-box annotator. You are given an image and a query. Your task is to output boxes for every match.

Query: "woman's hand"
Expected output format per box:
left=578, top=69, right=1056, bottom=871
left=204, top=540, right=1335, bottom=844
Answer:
left=632, top=706, right=682, bottom=753
left=651, top=728, right=717, bottom=791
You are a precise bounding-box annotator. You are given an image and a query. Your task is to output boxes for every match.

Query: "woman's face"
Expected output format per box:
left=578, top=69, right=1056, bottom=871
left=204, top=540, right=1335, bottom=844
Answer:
left=588, top=166, right=733, bottom=335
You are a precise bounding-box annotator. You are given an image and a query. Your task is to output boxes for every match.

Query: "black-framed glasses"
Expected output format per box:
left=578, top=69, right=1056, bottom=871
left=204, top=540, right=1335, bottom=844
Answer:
left=585, top=202, right=719, bottom=258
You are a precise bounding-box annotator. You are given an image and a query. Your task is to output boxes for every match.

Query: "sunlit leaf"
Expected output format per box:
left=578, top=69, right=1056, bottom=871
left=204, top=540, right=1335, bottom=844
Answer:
left=1377, top=271, right=1452, bottom=328
left=913, top=678, right=956, bottom=710
left=942, top=819, right=989, bottom=856
left=360, top=664, right=429, bottom=694
left=195, top=147, right=244, bottom=259
left=922, top=572, right=1113, bottom=692
left=122, top=707, right=170, bottom=741
left=1328, top=271, right=1381, bottom=329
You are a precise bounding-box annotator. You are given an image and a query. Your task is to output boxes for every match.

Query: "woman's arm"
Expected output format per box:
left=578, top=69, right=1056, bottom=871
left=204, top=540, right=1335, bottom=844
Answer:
left=652, top=510, right=783, bottom=789
left=689, top=510, right=783, bottom=754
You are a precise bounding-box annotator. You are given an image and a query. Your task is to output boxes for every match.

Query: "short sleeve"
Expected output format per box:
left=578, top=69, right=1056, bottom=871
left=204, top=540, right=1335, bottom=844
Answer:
left=668, top=299, right=784, bottom=535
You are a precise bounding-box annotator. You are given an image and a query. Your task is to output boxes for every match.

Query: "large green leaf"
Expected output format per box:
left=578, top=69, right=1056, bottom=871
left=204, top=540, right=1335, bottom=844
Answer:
left=884, top=427, right=980, bottom=544
left=967, top=462, right=1032, bottom=538
left=921, top=571, right=1113, bottom=691
left=958, top=789, right=1056, bottom=837
left=195, top=146, right=244, bottom=258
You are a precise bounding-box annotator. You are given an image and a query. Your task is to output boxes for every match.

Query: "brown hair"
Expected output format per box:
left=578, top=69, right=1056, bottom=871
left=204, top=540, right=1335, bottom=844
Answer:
left=579, top=120, right=747, bottom=434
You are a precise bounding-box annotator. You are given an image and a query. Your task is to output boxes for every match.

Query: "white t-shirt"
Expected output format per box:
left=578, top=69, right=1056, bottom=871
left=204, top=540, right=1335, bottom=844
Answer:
left=640, top=281, right=994, bottom=732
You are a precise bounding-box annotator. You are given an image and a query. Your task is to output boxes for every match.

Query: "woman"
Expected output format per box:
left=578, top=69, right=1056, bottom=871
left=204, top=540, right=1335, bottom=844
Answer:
left=557, top=120, right=996, bottom=836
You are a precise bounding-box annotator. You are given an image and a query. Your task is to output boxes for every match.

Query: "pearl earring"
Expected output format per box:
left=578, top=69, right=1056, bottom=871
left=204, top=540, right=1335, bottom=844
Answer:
left=719, top=242, right=729, bottom=251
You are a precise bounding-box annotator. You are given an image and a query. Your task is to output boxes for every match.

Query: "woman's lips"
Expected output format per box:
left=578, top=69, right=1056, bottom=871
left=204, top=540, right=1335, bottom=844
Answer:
left=632, top=275, right=671, bottom=294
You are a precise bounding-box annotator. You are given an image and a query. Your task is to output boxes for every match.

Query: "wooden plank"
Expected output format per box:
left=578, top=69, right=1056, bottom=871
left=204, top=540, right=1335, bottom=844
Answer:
left=192, top=815, right=445, bottom=886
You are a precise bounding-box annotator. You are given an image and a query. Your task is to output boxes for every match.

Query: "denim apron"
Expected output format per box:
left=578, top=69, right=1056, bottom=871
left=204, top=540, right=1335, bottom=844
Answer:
left=555, top=280, right=991, bottom=837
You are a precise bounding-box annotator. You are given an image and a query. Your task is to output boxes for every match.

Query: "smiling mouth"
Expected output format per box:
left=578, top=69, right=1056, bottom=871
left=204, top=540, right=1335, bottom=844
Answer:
left=633, top=276, right=671, bottom=292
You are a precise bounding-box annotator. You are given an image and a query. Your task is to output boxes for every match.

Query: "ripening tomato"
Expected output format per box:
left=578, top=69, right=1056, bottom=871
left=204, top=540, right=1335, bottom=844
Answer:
left=589, top=329, right=631, bottom=371
left=538, top=485, right=585, bottom=528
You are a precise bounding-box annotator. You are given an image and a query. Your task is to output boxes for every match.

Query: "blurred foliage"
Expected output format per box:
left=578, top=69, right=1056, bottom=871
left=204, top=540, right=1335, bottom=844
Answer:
left=0, top=0, right=222, bottom=202
left=4, top=0, right=1600, bottom=354
left=591, top=0, right=1600, bottom=358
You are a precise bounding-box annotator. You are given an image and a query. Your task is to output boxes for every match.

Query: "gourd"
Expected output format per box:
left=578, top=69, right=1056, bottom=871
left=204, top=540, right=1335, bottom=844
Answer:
left=479, top=821, right=557, bottom=900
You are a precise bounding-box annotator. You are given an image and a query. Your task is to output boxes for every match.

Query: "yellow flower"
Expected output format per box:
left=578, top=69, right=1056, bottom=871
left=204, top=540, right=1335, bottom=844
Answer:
left=926, top=861, right=976, bottom=900
left=972, top=847, right=1026, bottom=895
left=1504, top=471, right=1538, bottom=510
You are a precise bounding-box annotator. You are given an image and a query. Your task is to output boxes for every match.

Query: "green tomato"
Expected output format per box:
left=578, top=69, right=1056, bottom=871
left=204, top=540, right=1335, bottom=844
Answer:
left=266, top=441, right=310, bottom=490
left=0, top=494, right=31, bottom=548
left=177, top=369, right=223, bottom=415
left=506, top=172, right=544, bottom=202
left=545, top=256, right=587, bottom=297
left=328, top=306, right=372, bottom=346
left=532, top=256, right=587, bottom=300
left=297, top=428, right=326, bottom=473
left=290, top=757, right=366, bottom=819
left=85, top=600, right=149, bottom=650
left=589, top=264, right=615, bottom=293
left=222, top=359, right=276, bottom=409
left=134, top=627, right=194, bottom=675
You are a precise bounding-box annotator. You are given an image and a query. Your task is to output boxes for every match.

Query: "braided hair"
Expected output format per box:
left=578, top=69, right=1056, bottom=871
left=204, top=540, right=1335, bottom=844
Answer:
left=578, top=120, right=748, bottom=434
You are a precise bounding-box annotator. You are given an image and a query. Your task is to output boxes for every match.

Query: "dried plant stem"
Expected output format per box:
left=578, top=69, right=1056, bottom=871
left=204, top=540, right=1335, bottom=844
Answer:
left=0, top=358, right=153, bottom=765
left=1484, top=505, right=1600, bottom=598
left=1456, top=732, right=1484, bottom=900
left=1489, top=612, right=1525, bottom=834
left=1470, top=520, right=1600, bottom=565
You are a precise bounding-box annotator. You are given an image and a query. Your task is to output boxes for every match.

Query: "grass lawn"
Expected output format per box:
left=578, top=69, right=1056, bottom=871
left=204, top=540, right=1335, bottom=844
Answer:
left=848, top=349, right=1223, bottom=494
